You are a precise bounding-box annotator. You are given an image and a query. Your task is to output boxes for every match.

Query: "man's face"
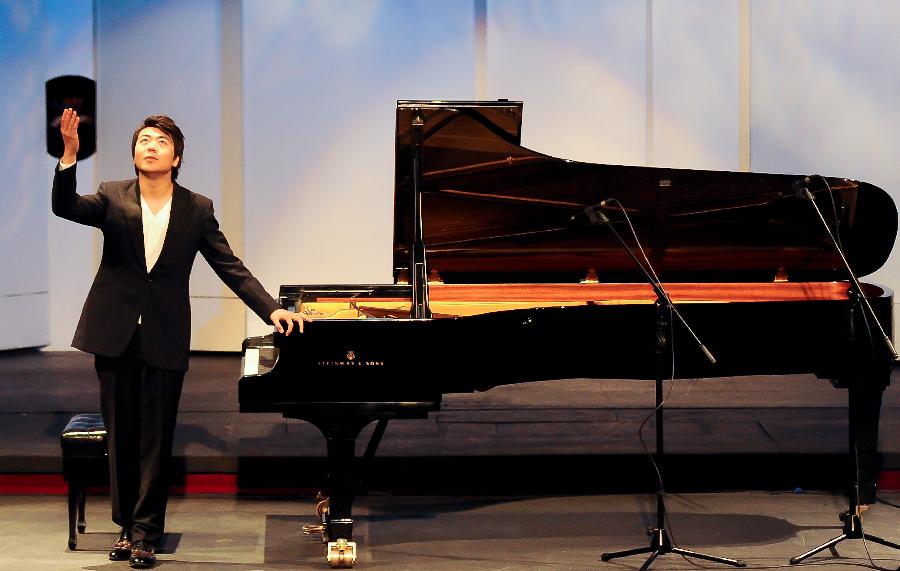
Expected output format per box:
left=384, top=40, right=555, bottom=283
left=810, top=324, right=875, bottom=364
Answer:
left=134, top=127, right=180, bottom=177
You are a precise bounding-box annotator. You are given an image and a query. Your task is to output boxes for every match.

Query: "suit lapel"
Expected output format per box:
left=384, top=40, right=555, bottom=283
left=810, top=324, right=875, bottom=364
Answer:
left=122, top=180, right=147, bottom=273
left=150, top=184, right=190, bottom=276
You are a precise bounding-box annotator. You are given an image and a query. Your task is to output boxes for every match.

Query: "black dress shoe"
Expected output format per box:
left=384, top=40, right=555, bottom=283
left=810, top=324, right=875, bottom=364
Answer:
left=109, top=528, right=133, bottom=561
left=129, top=541, right=157, bottom=569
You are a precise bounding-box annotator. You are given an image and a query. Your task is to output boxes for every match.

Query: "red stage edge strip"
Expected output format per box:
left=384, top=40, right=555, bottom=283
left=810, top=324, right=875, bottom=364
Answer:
left=0, top=474, right=68, bottom=494
left=878, top=469, right=900, bottom=491
left=0, top=473, right=315, bottom=496
left=0, top=471, right=897, bottom=495
left=170, top=473, right=238, bottom=495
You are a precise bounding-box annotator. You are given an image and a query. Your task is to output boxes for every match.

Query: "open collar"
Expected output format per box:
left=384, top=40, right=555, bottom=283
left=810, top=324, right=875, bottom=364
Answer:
left=123, top=179, right=189, bottom=275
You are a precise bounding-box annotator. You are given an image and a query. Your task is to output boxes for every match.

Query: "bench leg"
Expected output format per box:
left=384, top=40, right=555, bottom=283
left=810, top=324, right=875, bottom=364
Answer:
left=67, top=485, right=80, bottom=550
left=77, top=487, right=87, bottom=534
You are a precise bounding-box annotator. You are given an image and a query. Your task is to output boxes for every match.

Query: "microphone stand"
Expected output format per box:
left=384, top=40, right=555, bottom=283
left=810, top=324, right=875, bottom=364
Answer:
left=794, top=180, right=896, bottom=360
left=788, top=179, right=900, bottom=565
left=581, top=206, right=745, bottom=570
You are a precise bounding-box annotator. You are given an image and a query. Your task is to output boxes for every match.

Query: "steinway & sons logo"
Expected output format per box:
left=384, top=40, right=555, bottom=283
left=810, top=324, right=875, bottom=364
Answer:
left=317, top=349, right=385, bottom=368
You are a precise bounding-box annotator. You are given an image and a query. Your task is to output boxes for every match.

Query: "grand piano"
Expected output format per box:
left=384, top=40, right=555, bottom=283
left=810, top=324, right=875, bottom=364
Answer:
left=239, top=100, right=897, bottom=568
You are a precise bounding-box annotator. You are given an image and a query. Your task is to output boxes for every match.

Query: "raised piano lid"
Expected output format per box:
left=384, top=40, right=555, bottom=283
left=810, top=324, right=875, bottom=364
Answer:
left=393, top=100, right=897, bottom=284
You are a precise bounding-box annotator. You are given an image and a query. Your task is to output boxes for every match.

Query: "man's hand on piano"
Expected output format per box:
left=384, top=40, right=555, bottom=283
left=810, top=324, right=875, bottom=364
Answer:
left=269, top=308, right=311, bottom=335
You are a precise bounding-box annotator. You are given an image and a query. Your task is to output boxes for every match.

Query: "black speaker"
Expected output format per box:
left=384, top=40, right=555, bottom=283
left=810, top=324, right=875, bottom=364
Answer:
left=46, top=75, right=96, bottom=160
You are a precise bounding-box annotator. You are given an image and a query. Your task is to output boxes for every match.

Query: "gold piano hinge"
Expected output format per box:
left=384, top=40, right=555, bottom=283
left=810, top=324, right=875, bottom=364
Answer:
left=396, top=269, right=409, bottom=284
left=428, top=269, right=444, bottom=284
left=580, top=268, right=599, bottom=284
left=774, top=267, right=789, bottom=282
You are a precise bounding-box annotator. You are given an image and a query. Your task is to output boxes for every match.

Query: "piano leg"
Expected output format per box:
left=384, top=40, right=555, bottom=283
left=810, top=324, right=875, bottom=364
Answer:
left=790, top=362, right=900, bottom=564
left=848, top=371, right=885, bottom=506
left=323, top=425, right=359, bottom=546
left=324, top=430, right=359, bottom=568
left=297, top=415, right=372, bottom=569
left=285, top=403, right=439, bottom=568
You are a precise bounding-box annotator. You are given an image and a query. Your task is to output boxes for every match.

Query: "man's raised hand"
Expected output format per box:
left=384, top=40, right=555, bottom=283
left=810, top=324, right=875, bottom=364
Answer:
left=60, top=108, right=80, bottom=165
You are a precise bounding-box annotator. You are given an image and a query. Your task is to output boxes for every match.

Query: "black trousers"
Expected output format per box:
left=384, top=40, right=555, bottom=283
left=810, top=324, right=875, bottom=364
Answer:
left=95, top=327, right=184, bottom=545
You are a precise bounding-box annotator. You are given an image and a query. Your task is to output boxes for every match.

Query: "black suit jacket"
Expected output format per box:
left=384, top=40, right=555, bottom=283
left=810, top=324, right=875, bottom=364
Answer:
left=52, top=164, right=280, bottom=371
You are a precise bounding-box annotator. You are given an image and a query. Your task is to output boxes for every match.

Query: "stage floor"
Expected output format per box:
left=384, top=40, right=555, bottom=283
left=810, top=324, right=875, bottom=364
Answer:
left=1, top=350, right=897, bottom=486
left=1, top=491, right=898, bottom=570
left=2, top=350, right=899, bottom=569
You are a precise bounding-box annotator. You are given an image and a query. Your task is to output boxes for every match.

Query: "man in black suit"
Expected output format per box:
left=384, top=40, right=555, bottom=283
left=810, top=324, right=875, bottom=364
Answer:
left=52, top=109, right=306, bottom=569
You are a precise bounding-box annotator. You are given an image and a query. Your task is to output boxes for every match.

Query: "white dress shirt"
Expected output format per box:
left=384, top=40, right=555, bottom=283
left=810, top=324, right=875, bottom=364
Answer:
left=140, top=195, right=171, bottom=272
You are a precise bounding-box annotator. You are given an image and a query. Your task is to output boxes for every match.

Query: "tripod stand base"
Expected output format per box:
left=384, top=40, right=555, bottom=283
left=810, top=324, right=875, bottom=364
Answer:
left=789, top=512, right=900, bottom=564
left=601, top=528, right=746, bottom=570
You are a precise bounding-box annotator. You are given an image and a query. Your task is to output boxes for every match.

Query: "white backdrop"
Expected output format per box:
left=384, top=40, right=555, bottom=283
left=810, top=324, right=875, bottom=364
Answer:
left=1, top=0, right=898, bottom=350
left=0, top=1, right=47, bottom=350
left=46, top=0, right=95, bottom=353
left=241, top=0, right=477, bottom=336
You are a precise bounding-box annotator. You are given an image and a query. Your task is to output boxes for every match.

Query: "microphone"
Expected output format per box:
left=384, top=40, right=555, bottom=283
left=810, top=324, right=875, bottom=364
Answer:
left=569, top=199, right=637, bottom=226
left=786, top=176, right=813, bottom=200
left=570, top=204, right=610, bottom=226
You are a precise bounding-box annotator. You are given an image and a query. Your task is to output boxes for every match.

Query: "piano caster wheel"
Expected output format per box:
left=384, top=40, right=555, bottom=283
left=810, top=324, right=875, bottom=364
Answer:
left=327, top=538, right=357, bottom=568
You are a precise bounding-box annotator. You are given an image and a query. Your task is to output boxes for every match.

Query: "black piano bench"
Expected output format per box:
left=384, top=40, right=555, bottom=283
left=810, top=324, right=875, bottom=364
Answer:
left=60, top=413, right=108, bottom=551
